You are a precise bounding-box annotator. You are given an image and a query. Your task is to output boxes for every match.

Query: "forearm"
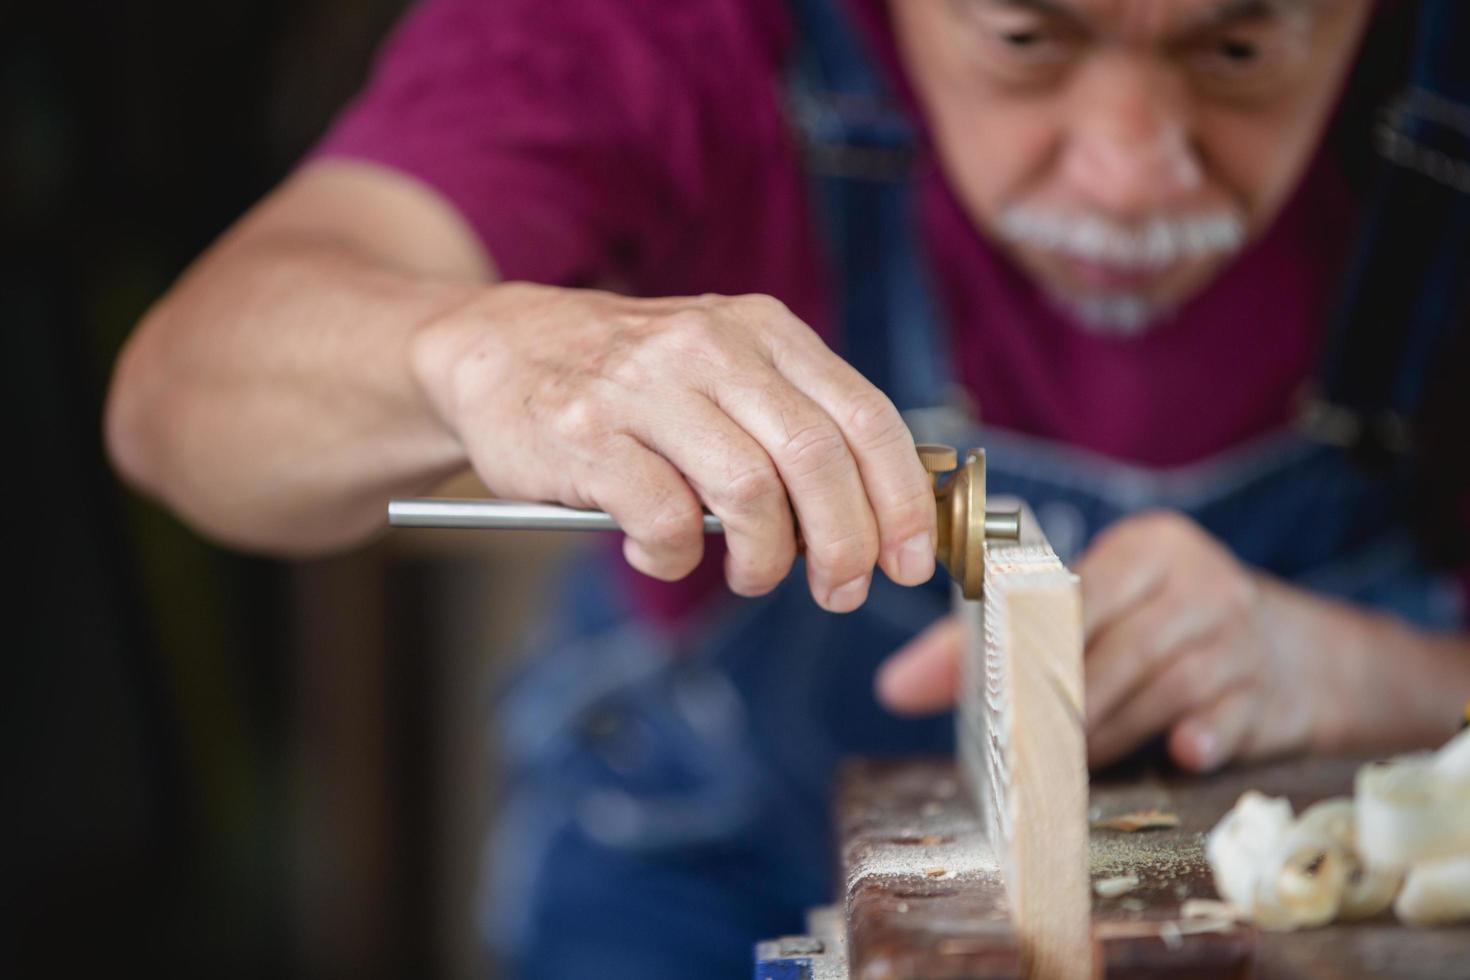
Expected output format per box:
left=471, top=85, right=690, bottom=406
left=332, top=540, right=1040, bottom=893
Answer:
left=107, top=231, right=479, bottom=554
left=1259, top=577, right=1470, bottom=754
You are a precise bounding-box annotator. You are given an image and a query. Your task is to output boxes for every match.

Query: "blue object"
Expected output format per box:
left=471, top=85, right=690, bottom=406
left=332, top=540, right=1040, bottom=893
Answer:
left=487, top=2, right=1468, bottom=977
left=752, top=957, right=813, bottom=980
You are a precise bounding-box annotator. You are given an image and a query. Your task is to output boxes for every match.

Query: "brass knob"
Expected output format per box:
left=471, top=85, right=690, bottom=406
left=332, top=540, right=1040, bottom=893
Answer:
left=915, top=444, right=1021, bottom=600
left=916, top=443, right=958, bottom=477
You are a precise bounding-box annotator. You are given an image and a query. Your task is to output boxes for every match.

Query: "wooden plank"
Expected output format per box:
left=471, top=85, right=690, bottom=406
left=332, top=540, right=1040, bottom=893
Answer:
left=958, top=512, right=1093, bottom=979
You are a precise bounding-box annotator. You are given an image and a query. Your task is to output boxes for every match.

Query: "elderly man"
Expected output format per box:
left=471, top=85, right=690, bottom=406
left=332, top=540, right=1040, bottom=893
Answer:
left=106, top=0, right=1470, bottom=975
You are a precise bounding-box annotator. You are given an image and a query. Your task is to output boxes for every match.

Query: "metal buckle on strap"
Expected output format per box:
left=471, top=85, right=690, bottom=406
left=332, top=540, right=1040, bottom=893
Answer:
left=1297, top=392, right=1414, bottom=462
left=1376, top=88, right=1470, bottom=194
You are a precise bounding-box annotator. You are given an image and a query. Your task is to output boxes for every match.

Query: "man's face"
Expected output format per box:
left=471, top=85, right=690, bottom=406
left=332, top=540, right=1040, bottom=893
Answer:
left=889, top=0, right=1373, bottom=335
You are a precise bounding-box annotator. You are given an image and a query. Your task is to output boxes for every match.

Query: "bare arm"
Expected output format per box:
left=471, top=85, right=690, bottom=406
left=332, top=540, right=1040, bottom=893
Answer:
left=106, top=160, right=940, bottom=610
left=105, top=160, right=489, bottom=554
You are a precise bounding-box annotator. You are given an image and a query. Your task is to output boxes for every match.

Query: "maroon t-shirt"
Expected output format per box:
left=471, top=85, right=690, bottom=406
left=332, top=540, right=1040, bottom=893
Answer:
left=314, top=0, right=1370, bottom=619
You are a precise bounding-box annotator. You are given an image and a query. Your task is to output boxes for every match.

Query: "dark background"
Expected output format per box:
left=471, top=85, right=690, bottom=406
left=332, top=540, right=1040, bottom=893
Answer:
left=2, top=2, right=561, bottom=976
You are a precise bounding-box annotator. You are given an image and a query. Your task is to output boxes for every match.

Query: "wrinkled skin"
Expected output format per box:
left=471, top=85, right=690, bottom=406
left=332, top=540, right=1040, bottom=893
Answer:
left=412, top=283, right=939, bottom=611
left=889, top=0, right=1372, bottom=320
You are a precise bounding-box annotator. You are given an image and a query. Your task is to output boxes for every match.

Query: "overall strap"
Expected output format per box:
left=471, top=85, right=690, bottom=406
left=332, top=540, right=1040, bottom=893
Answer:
left=784, top=0, right=952, bottom=413
left=1306, top=0, right=1470, bottom=465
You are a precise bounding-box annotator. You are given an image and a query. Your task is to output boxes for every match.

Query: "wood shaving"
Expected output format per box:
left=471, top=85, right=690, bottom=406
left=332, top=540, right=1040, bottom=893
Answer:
left=1092, top=809, right=1181, bottom=832
left=1204, top=729, right=1470, bottom=931
left=1094, top=918, right=1235, bottom=941
left=1181, top=898, right=1245, bottom=922
left=1094, top=874, right=1141, bottom=898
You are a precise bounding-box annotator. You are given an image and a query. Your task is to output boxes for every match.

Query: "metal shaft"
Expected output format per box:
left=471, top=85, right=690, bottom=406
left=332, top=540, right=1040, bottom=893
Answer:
left=389, top=497, right=1019, bottom=540
left=981, top=510, right=1021, bottom=541
left=388, top=498, right=725, bottom=533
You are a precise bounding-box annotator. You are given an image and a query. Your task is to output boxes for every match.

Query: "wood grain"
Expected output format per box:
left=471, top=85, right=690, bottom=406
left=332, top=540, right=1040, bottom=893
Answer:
left=959, top=514, right=1093, bottom=979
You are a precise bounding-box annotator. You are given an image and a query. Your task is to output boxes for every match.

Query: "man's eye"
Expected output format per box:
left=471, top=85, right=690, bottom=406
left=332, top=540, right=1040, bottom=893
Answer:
left=970, top=11, right=1080, bottom=80
left=1217, top=38, right=1259, bottom=62
left=1000, top=29, right=1045, bottom=48
left=1186, top=28, right=1290, bottom=98
left=990, top=25, right=1077, bottom=63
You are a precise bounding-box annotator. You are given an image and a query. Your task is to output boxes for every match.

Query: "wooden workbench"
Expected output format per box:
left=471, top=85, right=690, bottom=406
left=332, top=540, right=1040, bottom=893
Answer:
left=797, top=755, right=1470, bottom=979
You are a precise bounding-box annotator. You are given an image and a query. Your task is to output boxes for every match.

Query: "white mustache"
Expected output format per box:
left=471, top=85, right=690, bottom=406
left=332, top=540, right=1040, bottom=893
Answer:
left=995, top=205, right=1247, bottom=271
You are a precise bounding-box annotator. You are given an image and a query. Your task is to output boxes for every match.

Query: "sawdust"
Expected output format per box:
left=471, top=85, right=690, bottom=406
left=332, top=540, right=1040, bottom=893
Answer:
left=844, top=774, right=1003, bottom=896
left=1088, top=828, right=1212, bottom=896
left=844, top=825, right=1001, bottom=896
left=847, top=817, right=1209, bottom=907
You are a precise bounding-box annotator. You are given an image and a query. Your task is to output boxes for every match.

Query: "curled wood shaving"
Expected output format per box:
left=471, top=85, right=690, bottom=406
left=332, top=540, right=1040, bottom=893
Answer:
left=1092, top=808, right=1181, bottom=832
left=1094, top=874, right=1141, bottom=898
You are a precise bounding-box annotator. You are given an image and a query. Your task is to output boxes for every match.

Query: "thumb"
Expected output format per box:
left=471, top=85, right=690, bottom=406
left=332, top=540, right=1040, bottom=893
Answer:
left=876, top=615, right=963, bottom=716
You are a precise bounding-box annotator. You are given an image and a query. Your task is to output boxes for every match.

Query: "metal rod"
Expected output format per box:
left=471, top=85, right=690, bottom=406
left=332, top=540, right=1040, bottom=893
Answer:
left=983, top=511, right=1022, bottom=540
left=389, top=498, right=725, bottom=533
left=390, top=497, right=1020, bottom=541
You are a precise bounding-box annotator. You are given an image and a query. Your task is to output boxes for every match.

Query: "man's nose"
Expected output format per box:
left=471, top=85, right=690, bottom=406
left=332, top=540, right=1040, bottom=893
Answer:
left=1059, top=60, right=1203, bottom=215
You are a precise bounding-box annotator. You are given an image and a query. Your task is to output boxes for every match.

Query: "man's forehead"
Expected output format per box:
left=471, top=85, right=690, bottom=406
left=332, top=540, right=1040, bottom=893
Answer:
left=967, top=0, right=1328, bottom=34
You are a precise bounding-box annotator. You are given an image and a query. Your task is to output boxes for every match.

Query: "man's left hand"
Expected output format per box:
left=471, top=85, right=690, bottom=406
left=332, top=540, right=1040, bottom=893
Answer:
left=876, top=511, right=1335, bottom=772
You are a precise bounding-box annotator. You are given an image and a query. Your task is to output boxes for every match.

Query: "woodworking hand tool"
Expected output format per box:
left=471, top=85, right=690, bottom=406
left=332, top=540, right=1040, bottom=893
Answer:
left=388, top=444, right=1019, bottom=599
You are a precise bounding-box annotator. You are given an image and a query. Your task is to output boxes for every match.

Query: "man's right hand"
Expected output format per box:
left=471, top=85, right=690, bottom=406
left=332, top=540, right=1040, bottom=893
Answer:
left=410, top=283, right=938, bottom=611
left=107, top=162, right=935, bottom=601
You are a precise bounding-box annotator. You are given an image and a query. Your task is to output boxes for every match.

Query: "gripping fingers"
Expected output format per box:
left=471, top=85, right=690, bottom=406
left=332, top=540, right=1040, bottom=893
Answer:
left=770, top=323, right=936, bottom=588
left=635, top=394, right=798, bottom=597
left=589, top=440, right=708, bottom=582
left=711, top=376, right=878, bottom=612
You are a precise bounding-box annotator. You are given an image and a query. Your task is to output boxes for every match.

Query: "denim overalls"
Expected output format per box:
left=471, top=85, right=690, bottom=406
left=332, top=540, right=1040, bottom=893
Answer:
left=485, top=2, right=1467, bottom=977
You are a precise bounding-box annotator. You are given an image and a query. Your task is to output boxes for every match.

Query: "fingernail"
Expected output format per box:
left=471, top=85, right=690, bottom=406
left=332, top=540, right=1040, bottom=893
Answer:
left=825, top=575, right=870, bottom=613
left=897, top=533, right=936, bottom=585
left=1192, top=728, right=1221, bottom=770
